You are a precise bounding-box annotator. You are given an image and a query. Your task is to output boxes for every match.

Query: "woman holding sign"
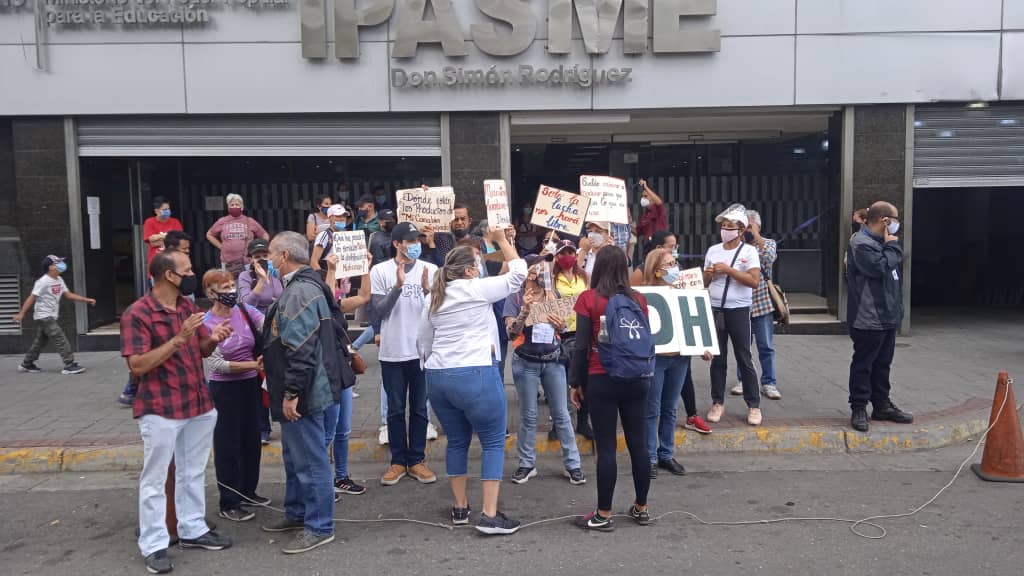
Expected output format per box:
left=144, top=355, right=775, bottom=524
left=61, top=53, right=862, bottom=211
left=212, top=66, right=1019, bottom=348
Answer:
left=417, top=226, right=526, bottom=535
left=311, top=205, right=350, bottom=282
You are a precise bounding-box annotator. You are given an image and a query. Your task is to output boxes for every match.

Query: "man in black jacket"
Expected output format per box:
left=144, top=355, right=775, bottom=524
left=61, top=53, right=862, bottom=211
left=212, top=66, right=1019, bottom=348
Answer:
left=846, top=201, right=914, bottom=432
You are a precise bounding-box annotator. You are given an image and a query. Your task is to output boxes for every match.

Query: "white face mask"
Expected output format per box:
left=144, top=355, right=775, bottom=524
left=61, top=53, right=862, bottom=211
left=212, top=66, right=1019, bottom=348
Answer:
left=720, top=229, right=740, bottom=243
left=588, top=232, right=606, bottom=247
left=640, top=197, right=651, bottom=208
left=545, top=240, right=558, bottom=254
left=886, top=220, right=900, bottom=235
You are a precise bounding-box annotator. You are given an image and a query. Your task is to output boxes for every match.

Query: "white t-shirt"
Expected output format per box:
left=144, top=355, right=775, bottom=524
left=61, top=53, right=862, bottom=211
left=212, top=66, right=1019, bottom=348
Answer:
left=704, top=242, right=761, bottom=309
left=371, top=258, right=438, bottom=362
left=32, top=275, right=68, bottom=320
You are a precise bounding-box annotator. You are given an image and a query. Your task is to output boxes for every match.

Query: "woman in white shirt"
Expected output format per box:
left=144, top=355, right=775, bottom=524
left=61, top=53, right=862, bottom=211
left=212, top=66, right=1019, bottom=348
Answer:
left=703, top=205, right=763, bottom=426
left=417, top=226, right=526, bottom=535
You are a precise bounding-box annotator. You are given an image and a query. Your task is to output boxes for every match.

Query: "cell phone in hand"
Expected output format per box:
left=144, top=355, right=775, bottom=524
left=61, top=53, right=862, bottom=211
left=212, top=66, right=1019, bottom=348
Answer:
left=257, top=259, right=269, bottom=271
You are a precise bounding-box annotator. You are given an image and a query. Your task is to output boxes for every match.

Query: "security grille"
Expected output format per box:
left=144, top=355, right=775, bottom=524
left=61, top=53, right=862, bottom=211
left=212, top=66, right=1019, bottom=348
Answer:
left=914, top=104, right=1024, bottom=188
left=0, top=275, right=22, bottom=335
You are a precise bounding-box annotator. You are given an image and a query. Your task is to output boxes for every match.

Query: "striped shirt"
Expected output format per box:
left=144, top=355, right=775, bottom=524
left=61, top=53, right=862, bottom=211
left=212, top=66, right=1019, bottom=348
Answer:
left=750, top=239, right=777, bottom=318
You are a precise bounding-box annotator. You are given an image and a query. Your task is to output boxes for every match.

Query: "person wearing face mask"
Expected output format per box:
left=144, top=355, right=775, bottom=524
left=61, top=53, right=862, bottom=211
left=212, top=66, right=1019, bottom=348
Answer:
left=355, top=196, right=381, bottom=236
left=514, top=204, right=543, bottom=254
left=846, top=201, right=913, bottom=433
left=306, top=194, right=334, bottom=242
left=424, top=203, right=475, bottom=265
left=367, top=209, right=398, bottom=268
left=201, top=270, right=269, bottom=523
left=551, top=239, right=593, bottom=439
left=120, top=250, right=234, bottom=574
left=238, top=239, right=284, bottom=316
left=370, top=221, right=439, bottom=486
left=703, top=205, right=763, bottom=427
left=631, top=229, right=677, bottom=285
left=577, top=221, right=614, bottom=279
left=14, top=255, right=95, bottom=375
left=373, top=186, right=391, bottom=211
left=207, top=194, right=269, bottom=278
left=636, top=180, right=667, bottom=250
left=143, top=196, right=184, bottom=267
left=418, top=226, right=527, bottom=533
left=311, top=204, right=350, bottom=281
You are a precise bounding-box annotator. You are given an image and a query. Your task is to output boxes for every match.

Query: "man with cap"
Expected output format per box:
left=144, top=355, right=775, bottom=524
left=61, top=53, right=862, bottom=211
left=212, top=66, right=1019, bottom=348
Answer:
left=14, top=255, right=95, bottom=375
left=238, top=238, right=284, bottom=316
left=368, top=209, right=397, bottom=268
left=370, top=221, right=439, bottom=486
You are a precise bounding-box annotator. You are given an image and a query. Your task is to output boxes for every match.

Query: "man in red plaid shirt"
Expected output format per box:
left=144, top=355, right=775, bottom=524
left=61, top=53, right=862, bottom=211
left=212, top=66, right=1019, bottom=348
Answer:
left=121, top=250, right=233, bottom=574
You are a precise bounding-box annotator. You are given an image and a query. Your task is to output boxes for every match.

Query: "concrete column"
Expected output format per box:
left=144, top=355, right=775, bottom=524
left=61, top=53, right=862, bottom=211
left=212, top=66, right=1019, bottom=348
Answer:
left=446, top=112, right=502, bottom=223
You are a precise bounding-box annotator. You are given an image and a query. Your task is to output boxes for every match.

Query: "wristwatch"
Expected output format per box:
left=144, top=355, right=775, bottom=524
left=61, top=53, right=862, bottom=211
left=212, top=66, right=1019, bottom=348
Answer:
left=284, top=391, right=299, bottom=401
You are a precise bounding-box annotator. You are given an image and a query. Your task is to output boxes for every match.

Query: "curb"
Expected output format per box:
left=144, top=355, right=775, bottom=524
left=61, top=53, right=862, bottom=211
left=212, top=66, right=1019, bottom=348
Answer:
left=2, top=403, right=1017, bottom=475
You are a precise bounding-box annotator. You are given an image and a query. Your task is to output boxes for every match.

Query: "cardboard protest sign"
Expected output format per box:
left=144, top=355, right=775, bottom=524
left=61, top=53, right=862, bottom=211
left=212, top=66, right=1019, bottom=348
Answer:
left=579, top=175, right=629, bottom=225
left=680, top=267, right=705, bottom=290
left=530, top=185, right=591, bottom=237
left=634, top=286, right=720, bottom=356
left=484, top=180, right=511, bottom=228
left=525, top=295, right=578, bottom=327
left=396, top=186, right=455, bottom=232
left=333, top=231, right=369, bottom=279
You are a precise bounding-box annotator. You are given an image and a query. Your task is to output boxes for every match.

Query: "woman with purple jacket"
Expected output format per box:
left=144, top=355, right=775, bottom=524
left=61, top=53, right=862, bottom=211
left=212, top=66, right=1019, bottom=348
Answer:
left=237, top=239, right=283, bottom=315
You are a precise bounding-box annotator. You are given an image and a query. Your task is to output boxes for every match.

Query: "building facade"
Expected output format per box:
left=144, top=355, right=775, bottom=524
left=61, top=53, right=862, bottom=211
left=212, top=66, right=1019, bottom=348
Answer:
left=2, top=0, right=1023, bottom=351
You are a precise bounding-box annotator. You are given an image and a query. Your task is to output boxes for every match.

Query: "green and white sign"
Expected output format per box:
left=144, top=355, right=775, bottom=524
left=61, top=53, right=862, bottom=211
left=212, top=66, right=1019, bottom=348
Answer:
left=634, top=286, right=719, bottom=356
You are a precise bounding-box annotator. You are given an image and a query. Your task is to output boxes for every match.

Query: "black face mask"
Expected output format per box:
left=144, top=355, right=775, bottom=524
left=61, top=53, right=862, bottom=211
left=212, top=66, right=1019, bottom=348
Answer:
left=743, top=231, right=755, bottom=244
left=215, top=291, right=238, bottom=308
left=175, top=273, right=197, bottom=297
left=852, top=222, right=862, bottom=233
left=382, top=221, right=396, bottom=233
left=452, top=227, right=469, bottom=239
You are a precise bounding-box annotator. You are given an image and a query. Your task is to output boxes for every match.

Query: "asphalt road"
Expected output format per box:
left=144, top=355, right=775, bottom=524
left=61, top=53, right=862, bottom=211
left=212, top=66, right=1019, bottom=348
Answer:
left=1, top=446, right=1021, bottom=576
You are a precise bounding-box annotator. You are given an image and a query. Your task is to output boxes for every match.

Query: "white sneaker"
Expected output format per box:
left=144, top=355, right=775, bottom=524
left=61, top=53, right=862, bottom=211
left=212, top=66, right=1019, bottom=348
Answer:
left=426, top=422, right=439, bottom=441
left=762, top=385, right=782, bottom=400
left=351, top=387, right=361, bottom=399
left=707, top=404, right=724, bottom=423
left=378, top=425, right=389, bottom=446
left=747, top=407, right=763, bottom=426
left=730, top=384, right=744, bottom=396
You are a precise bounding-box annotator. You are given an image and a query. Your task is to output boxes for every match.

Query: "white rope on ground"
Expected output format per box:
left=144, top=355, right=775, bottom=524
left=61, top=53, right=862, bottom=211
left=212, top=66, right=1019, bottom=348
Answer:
left=219, top=380, right=1013, bottom=541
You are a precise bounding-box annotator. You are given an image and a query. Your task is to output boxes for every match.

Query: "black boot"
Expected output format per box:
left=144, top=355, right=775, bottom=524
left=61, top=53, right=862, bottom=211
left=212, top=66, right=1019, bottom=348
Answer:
left=576, top=416, right=594, bottom=440
left=851, top=407, right=869, bottom=432
left=872, top=400, right=914, bottom=424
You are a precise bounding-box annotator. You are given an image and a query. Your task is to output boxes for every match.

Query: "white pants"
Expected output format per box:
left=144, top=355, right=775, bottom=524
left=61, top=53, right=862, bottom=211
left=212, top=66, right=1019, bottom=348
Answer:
left=137, top=409, right=217, bottom=557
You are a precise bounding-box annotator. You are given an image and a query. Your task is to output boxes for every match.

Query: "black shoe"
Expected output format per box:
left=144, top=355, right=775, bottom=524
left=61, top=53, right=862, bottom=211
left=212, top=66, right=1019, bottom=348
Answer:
left=242, top=494, right=272, bottom=506
left=564, top=468, right=586, bottom=485
left=851, top=407, right=869, bottom=432
left=18, top=363, right=42, bottom=373
left=145, top=548, right=173, bottom=574
left=649, top=465, right=658, bottom=480
left=547, top=428, right=558, bottom=441
left=511, top=467, right=537, bottom=484
left=282, top=530, right=335, bottom=554
left=872, top=401, right=914, bottom=424
left=178, top=530, right=232, bottom=551
left=262, top=518, right=305, bottom=533
left=476, top=511, right=521, bottom=535
left=451, top=505, right=471, bottom=525
left=334, top=477, right=367, bottom=495
left=628, top=504, right=651, bottom=526
left=217, top=508, right=255, bottom=522
left=576, top=419, right=594, bottom=440
left=61, top=362, right=85, bottom=375
left=657, top=458, right=686, bottom=476
left=578, top=510, right=614, bottom=532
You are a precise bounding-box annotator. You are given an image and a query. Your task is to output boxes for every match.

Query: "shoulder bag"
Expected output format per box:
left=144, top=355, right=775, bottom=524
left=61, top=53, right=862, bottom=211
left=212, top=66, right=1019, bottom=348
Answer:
left=712, top=244, right=744, bottom=333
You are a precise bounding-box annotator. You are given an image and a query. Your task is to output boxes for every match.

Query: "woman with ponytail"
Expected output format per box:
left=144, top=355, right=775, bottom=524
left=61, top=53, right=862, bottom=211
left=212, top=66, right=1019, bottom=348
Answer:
left=417, top=226, right=526, bottom=535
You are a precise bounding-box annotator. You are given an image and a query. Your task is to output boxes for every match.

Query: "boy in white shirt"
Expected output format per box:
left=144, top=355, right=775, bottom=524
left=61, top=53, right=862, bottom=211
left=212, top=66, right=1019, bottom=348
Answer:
left=13, top=255, right=96, bottom=374
left=371, top=222, right=439, bottom=486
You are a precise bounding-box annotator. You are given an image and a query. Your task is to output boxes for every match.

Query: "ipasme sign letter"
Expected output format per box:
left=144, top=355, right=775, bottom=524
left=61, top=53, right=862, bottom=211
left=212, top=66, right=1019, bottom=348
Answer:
left=580, top=175, right=628, bottom=224
left=396, top=186, right=455, bottom=232
left=484, top=180, right=511, bottom=228
left=634, top=286, right=719, bottom=356
left=333, top=231, right=368, bottom=279
left=530, top=185, right=590, bottom=237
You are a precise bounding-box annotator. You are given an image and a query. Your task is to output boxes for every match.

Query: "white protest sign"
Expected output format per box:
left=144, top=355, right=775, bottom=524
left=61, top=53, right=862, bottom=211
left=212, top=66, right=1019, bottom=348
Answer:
left=396, top=186, right=456, bottom=232
left=580, top=175, right=629, bottom=224
left=634, top=286, right=720, bottom=356
left=680, top=267, right=704, bottom=290
left=484, top=180, right=511, bottom=228
left=525, top=295, right=579, bottom=327
left=333, top=231, right=369, bottom=279
left=530, top=185, right=591, bottom=237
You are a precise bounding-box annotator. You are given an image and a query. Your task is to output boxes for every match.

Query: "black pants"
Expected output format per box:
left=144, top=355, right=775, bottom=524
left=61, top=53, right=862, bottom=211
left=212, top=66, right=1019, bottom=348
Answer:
left=848, top=328, right=895, bottom=409
left=710, top=307, right=760, bottom=408
left=561, top=333, right=589, bottom=424
left=588, top=373, right=650, bottom=511
left=680, top=365, right=697, bottom=418
left=210, top=377, right=263, bottom=511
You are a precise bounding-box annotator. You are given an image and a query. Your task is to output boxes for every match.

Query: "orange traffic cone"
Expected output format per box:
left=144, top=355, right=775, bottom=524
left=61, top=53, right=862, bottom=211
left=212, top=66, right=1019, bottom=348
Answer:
left=971, top=372, right=1024, bottom=483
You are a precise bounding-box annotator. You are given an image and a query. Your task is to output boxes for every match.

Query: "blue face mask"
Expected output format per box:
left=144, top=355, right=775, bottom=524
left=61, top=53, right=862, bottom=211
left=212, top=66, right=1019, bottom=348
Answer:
left=267, top=260, right=279, bottom=278
left=375, top=195, right=387, bottom=205
left=334, top=221, right=347, bottom=231
left=405, top=242, right=422, bottom=261
left=662, top=266, right=681, bottom=285
left=321, top=206, right=329, bottom=215
left=159, top=209, right=171, bottom=219
left=55, top=261, right=68, bottom=274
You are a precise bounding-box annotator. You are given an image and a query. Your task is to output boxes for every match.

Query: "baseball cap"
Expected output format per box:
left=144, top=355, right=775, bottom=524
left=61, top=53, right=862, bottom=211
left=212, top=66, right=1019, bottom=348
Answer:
left=555, top=239, right=576, bottom=254
left=391, top=221, right=421, bottom=242
left=587, top=221, right=611, bottom=232
left=247, top=238, right=269, bottom=256
left=379, top=209, right=396, bottom=222
left=715, top=203, right=749, bottom=227
left=327, top=204, right=348, bottom=217
left=42, top=255, right=64, bottom=268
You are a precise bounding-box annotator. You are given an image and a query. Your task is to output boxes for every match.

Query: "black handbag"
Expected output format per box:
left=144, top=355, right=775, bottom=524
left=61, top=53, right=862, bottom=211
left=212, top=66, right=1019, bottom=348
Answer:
left=238, top=303, right=264, bottom=356
left=712, top=243, right=744, bottom=332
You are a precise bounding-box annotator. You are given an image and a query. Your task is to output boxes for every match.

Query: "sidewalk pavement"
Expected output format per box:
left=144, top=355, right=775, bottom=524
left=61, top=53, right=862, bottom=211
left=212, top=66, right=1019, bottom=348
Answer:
left=1, top=309, right=1022, bottom=474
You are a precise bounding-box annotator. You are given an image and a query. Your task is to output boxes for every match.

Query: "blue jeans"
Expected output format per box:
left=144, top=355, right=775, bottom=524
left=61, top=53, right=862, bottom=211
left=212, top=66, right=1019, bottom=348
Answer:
left=648, top=355, right=690, bottom=463
left=736, top=313, right=776, bottom=387
left=511, top=355, right=581, bottom=470
left=322, top=387, right=353, bottom=480
left=352, top=326, right=375, bottom=350
left=425, top=365, right=506, bottom=481
left=381, top=359, right=428, bottom=467
left=280, top=409, right=334, bottom=536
